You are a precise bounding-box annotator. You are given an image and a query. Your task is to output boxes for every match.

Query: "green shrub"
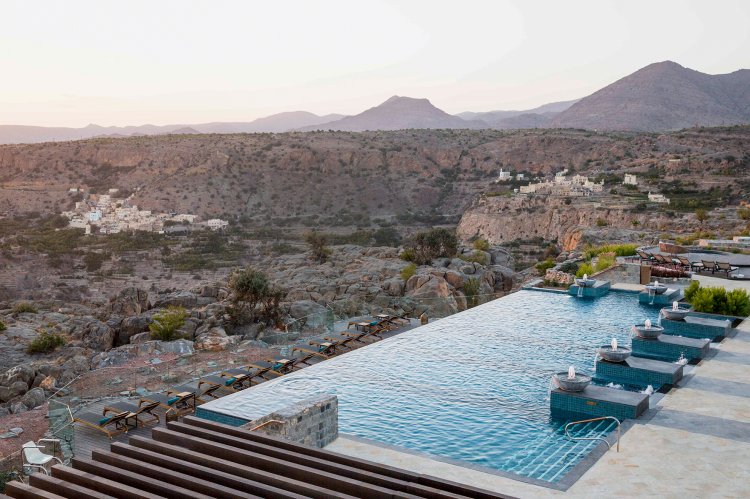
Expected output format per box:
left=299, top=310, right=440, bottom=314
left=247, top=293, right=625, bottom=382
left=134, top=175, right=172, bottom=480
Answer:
left=596, top=218, right=609, bottom=227
left=459, top=251, right=489, bottom=266
left=400, top=263, right=417, bottom=282
left=684, top=280, right=700, bottom=301
left=576, top=263, right=594, bottom=278
left=0, top=321, right=6, bottom=332
left=559, top=261, right=579, bottom=274
left=594, top=255, right=616, bottom=272
left=27, top=329, right=66, bottom=354
left=402, top=228, right=458, bottom=265
left=13, top=302, right=37, bottom=314
left=399, top=248, right=416, bottom=262
left=149, top=306, right=188, bottom=341
left=464, top=277, right=481, bottom=308
left=535, top=259, right=555, bottom=275
left=304, top=231, right=332, bottom=263
left=685, top=283, right=750, bottom=316
left=473, top=238, right=490, bottom=251
left=584, top=243, right=638, bottom=259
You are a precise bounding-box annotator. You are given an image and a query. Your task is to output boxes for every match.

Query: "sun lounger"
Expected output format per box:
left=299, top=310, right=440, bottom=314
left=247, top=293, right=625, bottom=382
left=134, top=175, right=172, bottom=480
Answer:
left=716, top=261, right=739, bottom=276
left=636, top=249, right=655, bottom=265
left=244, top=360, right=285, bottom=379
left=290, top=346, right=331, bottom=365
left=197, top=375, right=242, bottom=399
left=701, top=260, right=717, bottom=274
left=653, top=254, right=673, bottom=267
left=675, top=256, right=693, bottom=271
left=103, top=399, right=161, bottom=427
left=72, top=410, right=135, bottom=439
left=140, top=390, right=196, bottom=417
left=265, top=356, right=300, bottom=374
left=219, top=367, right=267, bottom=387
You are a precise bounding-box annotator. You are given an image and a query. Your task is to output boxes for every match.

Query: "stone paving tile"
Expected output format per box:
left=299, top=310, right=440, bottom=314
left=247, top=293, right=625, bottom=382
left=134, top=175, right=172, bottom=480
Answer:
left=693, top=359, right=750, bottom=383
left=660, top=387, right=750, bottom=423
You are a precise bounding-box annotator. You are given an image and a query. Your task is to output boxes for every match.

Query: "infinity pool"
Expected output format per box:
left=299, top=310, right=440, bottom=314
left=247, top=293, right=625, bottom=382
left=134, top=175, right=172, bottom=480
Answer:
left=200, top=290, right=659, bottom=484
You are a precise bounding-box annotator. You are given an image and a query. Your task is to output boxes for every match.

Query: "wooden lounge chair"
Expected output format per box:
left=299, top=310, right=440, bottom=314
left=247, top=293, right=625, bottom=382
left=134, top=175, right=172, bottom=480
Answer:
left=324, top=332, right=367, bottom=351
left=197, top=375, right=242, bottom=399
left=244, top=360, right=285, bottom=379
left=265, top=356, right=300, bottom=374
left=675, top=256, right=693, bottom=271
left=701, top=260, right=717, bottom=274
left=72, top=410, right=135, bottom=439
left=307, top=339, right=348, bottom=357
left=653, top=254, right=673, bottom=267
left=219, top=367, right=268, bottom=388
left=140, top=390, right=196, bottom=417
left=716, top=261, right=739, bottom=277
left=290, top=346, right=331, bottom=366
left=636, top=249, right=655, bottom=265
left=103, top=399, right=161, bottom=427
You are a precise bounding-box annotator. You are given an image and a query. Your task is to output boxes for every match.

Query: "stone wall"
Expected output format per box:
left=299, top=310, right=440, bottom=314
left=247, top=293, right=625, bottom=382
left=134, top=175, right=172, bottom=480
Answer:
left=243, top=394, right=338, bottom=448
left=46, top=400, right=74, bottom=464
left=594, top=263, right=643, bottom=284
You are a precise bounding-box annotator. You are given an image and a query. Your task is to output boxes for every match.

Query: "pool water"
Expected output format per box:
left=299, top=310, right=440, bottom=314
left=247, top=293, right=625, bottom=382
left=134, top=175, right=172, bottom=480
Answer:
left=203, top=290, right=659, bottom=484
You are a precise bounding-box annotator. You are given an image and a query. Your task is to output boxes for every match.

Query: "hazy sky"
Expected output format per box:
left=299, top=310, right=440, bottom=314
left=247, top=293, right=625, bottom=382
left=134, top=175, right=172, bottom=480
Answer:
left=2, top=0, right=748, bottom=127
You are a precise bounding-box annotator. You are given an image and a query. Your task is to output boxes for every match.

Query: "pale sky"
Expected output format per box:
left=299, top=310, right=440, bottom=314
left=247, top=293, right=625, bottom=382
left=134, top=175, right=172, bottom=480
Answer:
left=1, top=0, right=748, bottom=127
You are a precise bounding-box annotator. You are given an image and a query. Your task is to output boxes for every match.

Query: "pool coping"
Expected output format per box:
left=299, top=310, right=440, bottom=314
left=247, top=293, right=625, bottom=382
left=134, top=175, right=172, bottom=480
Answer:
left=333, top=417, right=639, bottom=492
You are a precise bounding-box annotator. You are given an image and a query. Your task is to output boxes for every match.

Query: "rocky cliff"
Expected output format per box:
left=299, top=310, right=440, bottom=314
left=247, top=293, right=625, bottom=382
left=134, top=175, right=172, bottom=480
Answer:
left=457, top=195, right=680, bottom=250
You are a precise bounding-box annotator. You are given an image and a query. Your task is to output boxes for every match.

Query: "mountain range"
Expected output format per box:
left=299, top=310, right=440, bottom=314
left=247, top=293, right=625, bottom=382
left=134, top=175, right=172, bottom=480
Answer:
left=1, top=61, right=748, bottom=144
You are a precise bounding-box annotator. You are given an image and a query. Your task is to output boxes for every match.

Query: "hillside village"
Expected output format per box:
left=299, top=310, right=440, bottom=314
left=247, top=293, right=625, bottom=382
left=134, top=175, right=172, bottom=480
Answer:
left=61, top=188, right=228, bottom=234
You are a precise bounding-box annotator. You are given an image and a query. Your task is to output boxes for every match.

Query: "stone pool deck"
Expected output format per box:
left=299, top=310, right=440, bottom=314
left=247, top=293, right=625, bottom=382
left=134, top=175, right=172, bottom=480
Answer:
left=327, top=275, right=750, bottom=498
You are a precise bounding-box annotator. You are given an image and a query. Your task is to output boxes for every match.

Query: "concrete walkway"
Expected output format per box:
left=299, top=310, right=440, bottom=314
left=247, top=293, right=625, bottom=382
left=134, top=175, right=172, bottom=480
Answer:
left=328, top=278, right=750, bottom=498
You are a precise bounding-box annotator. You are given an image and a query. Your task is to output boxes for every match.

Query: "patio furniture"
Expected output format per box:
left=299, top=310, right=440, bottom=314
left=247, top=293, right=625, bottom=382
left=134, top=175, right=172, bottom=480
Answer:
left=675, top=256, right=696, bottom=272
left=701, top=260, right=717, bottom=274
left=220, top=367, right=269, bottom=387
left=244, top=360, right=285, bottom=379
left=716, top=261, right=739, bottom=277
left=72, top=410, right=135, bottom=439
left=103, top=399, right=161, bottom=427
left=197, top=375, right=242, bottom=399
left=22, top=441, right=63, bottom=475
left=653, top=254, right=674, bottom=267
left=636, top=249, right=655, bottom=265
left=290, top=345, right=331, bottom=365
left=306, top=339, right=346, bottom=357
left=140, top=390, right=196, bottom=417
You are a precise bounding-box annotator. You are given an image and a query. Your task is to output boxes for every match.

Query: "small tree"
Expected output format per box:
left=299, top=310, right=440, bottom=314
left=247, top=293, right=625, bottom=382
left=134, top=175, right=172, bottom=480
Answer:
left=464, top=277, right=480, bottom=308
left=304, top=231, right=332, bottom=263
left=228, top=267, right=285, bottom=327
left=149, top=306, right=187, bottom=341
left=403, top=228, right=458, bottom=265
left=695, top=208, right=708, bottom=227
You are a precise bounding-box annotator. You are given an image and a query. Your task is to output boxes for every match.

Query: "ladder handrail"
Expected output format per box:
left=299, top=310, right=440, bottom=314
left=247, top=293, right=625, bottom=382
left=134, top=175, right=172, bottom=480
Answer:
left=564, top=416, right=621, bottom=452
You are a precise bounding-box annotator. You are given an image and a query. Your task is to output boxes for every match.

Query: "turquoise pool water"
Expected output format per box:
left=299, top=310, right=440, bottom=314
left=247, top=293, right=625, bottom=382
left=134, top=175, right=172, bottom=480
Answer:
left=201, top=290, right=659, bottom=484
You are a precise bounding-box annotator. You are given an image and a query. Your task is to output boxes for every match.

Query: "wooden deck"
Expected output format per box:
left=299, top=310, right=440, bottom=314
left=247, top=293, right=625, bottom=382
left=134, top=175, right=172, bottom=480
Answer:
left=71, top=319, right=421, bottom=459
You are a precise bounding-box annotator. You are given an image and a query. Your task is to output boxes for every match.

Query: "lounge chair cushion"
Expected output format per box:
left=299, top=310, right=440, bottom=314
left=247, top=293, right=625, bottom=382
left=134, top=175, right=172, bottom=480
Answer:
left=224, top=377, right=237, bottom=386
left=167, top=396, right=180, bottom=405
left=99, top=416, right=112, bottom=425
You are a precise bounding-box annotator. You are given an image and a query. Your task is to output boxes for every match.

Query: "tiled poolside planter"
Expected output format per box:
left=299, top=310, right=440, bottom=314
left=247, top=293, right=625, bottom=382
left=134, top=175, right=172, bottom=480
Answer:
left=631, top=335, right=711, bottom=362
left=550, top=385, right=649, bottom=420
left=595, top=356, right=683, bottom=388
left=568, top=280, right=611, bottom=298
left=638, top=287, right=683, bottom=306
left=661, top=315, right=731, bottom=340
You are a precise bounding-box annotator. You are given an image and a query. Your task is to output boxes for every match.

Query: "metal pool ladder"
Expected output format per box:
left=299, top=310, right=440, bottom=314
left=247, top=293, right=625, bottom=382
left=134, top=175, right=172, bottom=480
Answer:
left=564, top=416, right=621, bottom=452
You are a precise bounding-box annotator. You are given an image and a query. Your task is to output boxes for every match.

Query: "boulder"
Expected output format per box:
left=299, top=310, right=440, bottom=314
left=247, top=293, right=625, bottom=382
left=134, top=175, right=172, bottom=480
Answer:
left=444, top=270, right=465, bottom=289
left=107, top=287, right=150, bottom=317
left=39, top=376, right=56, bottom=391
left=117, top=314, right=153, bottom=346
left=71, top=318, right=115, bottom=351
left=382, top=278, right=404, bottom=297
left=9, top=381, right=29, bottom=398
left=154, top=291, right=197, bottom=309
left=10, top=402, right=27, bottom=414
left=129, top=332, right=152, bottom=344
left=195, top=327, right=237, bottom=351
left=288, top=300, right=330, bottom=330
left=20, top=387, right=45, bottom=410
left=404, top=274, right=458, bottom=317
